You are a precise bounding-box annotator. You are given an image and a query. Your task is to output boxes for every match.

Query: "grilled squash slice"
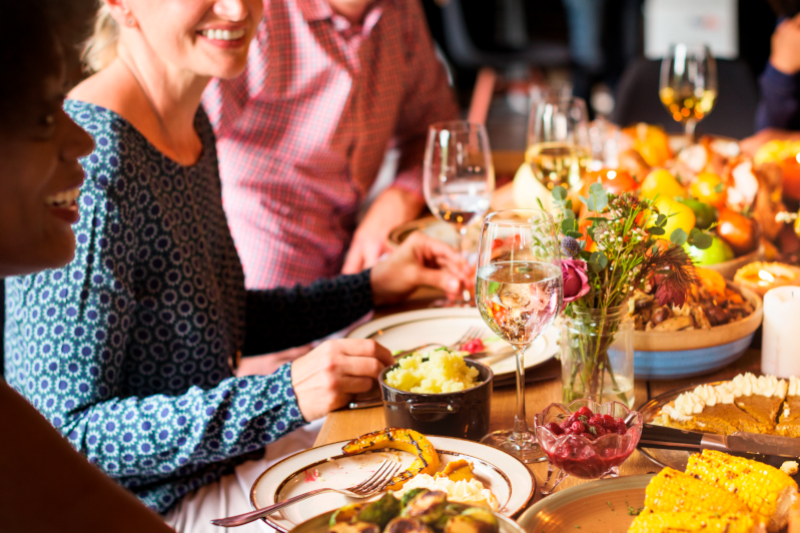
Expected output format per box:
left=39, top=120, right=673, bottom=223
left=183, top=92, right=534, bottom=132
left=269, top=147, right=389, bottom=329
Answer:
left=342, top=429, right=440, bottom=490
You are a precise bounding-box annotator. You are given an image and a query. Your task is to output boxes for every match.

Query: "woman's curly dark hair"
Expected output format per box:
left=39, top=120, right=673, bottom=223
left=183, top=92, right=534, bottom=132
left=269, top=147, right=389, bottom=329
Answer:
left=0, top=0, right=96, bottom=133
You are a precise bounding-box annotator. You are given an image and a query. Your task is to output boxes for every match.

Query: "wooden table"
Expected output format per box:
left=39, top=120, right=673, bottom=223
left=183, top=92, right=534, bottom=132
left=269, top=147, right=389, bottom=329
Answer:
left=314, top=291, right=764, bottom=502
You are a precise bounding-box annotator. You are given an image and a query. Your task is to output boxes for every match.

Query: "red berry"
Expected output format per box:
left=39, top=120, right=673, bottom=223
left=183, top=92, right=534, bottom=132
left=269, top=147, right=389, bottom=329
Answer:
left=602, top=414, right=617, bottom=428
left=588, top=415, right=604, bottom=427
left=615, top=421, right=628, bottom=435
left=570, top=421, right=585, bottom=434
left=575, top=406, right=594, bottom=418
left=545, top=422, right=563, bottom=435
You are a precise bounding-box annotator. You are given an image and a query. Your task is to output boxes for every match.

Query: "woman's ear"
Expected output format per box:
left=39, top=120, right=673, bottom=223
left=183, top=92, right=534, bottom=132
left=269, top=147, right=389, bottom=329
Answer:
left=105, top=0, right=135, bottom=27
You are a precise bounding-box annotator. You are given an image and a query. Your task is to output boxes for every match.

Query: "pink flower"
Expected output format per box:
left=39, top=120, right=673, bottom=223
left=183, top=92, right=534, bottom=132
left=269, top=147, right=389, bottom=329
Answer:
left=562, top=259, right=590, bottom=304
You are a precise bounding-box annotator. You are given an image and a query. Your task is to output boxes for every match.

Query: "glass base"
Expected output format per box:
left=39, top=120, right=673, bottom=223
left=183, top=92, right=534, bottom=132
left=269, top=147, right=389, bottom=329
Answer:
left=480, top=429, right=547, bottom=463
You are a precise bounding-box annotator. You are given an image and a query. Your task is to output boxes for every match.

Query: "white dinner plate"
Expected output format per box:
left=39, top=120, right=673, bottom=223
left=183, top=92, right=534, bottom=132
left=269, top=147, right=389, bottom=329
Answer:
left=250, top=436, right=537, bottom=532
left=347, top=307, right=559, bottom=379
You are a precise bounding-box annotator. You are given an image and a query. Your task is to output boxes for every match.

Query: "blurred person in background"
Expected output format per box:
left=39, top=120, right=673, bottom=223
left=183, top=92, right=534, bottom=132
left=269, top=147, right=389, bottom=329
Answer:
left=0, top=1, right=175, bottom=532
left=5, top=0, right=469, bottom=531
left=201, top=0, right=460, bottom=291
left=742, top=0, right=800, bottom=154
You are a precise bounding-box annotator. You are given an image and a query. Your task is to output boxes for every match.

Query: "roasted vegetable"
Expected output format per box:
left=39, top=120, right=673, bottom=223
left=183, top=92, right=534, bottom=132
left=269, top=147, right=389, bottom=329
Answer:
left=643, top=467, right=749, bottom=516
left=628, top=509, right=755, bottom=533
left=384, top=517, right=433, bottom=533
left=401, top=490, right=447, bottom=524
left=434, top=460, right=475, bottom=483
left=330, top=503, right=368, bottom=526
left=401, top=489, right=429, bottom=508
left=459, top=508, right=497, bottom=531
left=329, top=522, right=381, bottom=533
left=686, top=449, right=797, bottom=532
left=443, top=515, right=497, bottom=533
left=357, top=493, right=401, bottom=528
left=342, top=429, right=439, bottom=491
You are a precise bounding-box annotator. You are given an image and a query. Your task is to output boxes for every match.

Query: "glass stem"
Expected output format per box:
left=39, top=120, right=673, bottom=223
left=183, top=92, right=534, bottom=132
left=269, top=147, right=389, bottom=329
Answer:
left=456, top=224, right=468, bottom=259
left=512, top=344, right=529, bottom=438
left=685, top=119, right=696, bottom=143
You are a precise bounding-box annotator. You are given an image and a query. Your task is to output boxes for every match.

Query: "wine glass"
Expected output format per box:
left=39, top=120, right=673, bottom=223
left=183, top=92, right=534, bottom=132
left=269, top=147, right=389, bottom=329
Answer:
left=526, top=96, right=591, bottom=192
left=475, top=209, right=563, bottom=463
left=659, top=43, right=717, bottom=140
left=423, top=121, right=495, bottom=304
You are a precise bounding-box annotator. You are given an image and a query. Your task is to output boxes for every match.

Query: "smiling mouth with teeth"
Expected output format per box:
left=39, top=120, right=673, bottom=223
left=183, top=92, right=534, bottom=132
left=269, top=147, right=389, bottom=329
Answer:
left=199, top=28, right=246, bottom=41
left=45, top=188, right=80, bottom=209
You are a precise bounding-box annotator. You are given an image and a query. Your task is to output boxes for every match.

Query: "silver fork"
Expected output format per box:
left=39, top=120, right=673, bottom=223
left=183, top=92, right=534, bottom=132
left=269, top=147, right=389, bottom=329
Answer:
left=392, top=325, right=484, bottom=359
left=210, top=459, right=402, bottom=528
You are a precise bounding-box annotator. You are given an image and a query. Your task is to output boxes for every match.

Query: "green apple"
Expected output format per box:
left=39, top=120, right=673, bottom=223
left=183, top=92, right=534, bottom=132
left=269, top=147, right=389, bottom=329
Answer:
left=678, top=198, right=717, bottom=230
left=683, top=236, right=734, bottom=265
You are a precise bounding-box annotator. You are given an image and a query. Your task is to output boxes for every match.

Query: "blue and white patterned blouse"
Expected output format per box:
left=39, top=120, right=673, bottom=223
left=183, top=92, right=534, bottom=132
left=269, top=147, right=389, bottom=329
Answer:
left=4, top=99, right=374, bottom=514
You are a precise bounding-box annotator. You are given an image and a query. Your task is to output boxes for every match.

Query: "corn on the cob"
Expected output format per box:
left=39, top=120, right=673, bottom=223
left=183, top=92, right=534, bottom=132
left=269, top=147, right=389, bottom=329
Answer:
left=628, top=509, right=756, bottom=533
left=645, top=467, right=751, bottom=515
left=686, top=450, right=798, bottom=532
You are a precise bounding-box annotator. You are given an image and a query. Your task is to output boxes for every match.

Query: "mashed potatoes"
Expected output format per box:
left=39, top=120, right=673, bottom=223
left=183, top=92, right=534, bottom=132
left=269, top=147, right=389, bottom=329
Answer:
left=393, top=474, right=499, bottom=510
left=384, top=349, right=481, bottom=394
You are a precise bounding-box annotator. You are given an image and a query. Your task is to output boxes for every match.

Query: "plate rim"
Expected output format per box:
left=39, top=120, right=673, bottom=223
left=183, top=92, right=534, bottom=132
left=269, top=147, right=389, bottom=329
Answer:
left=249, top=435, right=538, bottom=532
left=516, top=473, right=655, bottom=531
left=346, top=308, right=558, bottom=377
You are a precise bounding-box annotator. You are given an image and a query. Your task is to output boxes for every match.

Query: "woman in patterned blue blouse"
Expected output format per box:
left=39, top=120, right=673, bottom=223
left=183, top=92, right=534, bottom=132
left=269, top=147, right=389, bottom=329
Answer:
left=4, top=0, right=469, bottom=530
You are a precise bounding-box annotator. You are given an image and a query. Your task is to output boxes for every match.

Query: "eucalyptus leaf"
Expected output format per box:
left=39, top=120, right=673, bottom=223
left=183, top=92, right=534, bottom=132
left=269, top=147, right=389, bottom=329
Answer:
left=561, top=218, right=578, bottom=234
left=566, top=230, right=583, bottom=238
left=670, top=228, right=688, bottom=245
left=590, top=251, right=608, bottom=271
left=689, top=228, right=713, bottom=249
left=552, top=186, right=567, bottom=201
left=655, top=214, right=667, bottom=227
left=585, top=182, right=609, bottom=212
left=647, top=226, right=666, bottom=236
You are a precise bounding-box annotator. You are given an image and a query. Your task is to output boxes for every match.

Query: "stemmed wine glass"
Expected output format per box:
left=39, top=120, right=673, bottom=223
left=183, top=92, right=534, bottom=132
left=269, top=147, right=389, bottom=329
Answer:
left=475, top=209, right=563, bottom=463
left=423, top=121, right=495, bottom=304
left=659, top=44, right=717, bottom=140
left=526, top=96, right=591, bottom=192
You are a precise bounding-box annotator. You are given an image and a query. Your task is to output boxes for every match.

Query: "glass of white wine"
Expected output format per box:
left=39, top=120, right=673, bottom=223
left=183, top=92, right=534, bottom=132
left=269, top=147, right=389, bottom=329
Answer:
left=423, top=121, right=495, bottom=304
left=526, top=96, right=591, bottom=192
left=659, top=43, right=717, bottom=140
left=475, top=209, right=563, bottom=463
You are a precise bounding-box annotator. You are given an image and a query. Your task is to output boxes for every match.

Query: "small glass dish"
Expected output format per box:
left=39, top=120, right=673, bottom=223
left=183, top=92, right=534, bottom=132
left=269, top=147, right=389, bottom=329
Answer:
left=533, top=399, right=643, bottom=495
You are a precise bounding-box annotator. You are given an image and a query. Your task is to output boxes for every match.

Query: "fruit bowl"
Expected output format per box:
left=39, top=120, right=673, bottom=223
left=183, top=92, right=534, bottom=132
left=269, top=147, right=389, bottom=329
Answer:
left=534, top=400, right=642, bottom=494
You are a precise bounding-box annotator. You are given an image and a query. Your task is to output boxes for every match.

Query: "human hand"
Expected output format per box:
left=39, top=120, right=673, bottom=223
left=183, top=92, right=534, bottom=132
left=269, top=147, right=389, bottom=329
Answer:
left=291, top=339, right=394, bottom=421
left=342, top=188, right=424, bottom=274
left=740, top=128, right=800, bottom=157
left=770, top=13, right=800, bottom=75
left=342, top=227, right=392, bottom=274
left=370, top=231, right=473, bottom=306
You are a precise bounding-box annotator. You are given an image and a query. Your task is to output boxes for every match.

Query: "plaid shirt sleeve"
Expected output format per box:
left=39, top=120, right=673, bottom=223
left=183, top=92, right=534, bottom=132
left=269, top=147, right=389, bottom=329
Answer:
left=388, top=0, right=460, bottom=202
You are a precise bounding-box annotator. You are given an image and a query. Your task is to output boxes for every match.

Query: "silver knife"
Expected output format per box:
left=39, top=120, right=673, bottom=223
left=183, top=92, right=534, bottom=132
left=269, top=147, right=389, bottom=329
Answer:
left=640, top=424, right=800, bottom=458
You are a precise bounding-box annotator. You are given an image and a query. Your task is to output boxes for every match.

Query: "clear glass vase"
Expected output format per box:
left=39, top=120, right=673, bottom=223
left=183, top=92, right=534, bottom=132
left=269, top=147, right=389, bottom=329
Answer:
left=560, top=305, right=635, bottom=408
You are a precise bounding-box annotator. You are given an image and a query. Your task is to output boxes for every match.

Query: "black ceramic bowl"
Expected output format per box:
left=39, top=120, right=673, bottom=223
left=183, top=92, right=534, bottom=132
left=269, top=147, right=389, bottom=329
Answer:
left=378, top=359, right=493, bottom=441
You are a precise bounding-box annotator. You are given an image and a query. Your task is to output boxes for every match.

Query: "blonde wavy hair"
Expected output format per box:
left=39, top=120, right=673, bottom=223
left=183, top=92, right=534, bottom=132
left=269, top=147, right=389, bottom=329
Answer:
left=82, top=3, right=118, bottom=73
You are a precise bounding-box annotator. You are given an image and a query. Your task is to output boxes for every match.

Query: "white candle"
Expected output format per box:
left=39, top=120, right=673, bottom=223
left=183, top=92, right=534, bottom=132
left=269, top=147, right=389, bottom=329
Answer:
left=762, top=286, right=800, bottom=377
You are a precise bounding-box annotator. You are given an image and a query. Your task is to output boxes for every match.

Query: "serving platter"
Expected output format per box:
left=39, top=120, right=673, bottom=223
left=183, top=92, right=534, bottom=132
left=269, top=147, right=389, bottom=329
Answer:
left=516, top=474, right=654, bottom=532
left=250, top=436, right=537, bottom=532
left=289, top=508, right=526, bottom=533
left=347, top=307, right=559, bottom=379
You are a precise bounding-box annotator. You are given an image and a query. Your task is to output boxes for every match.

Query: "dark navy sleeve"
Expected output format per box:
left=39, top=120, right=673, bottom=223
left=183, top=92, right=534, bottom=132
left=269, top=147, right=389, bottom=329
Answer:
left=756, top=63, right=800, bottom=131
left=243, top=272, right=374, bottom=355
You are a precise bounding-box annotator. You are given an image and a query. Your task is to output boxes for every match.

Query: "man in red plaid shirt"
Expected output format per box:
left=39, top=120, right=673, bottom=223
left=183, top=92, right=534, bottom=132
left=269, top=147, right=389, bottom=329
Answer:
left=202, top=0, right=459, bottom=290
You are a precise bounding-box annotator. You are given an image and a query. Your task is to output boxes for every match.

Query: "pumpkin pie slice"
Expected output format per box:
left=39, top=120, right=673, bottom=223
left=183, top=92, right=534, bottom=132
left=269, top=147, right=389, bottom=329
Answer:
left=776, top=379, right=800, bottom=437
left=657, top=384, right=768, bottom=436
left=728, top=374, right=787, bottom=431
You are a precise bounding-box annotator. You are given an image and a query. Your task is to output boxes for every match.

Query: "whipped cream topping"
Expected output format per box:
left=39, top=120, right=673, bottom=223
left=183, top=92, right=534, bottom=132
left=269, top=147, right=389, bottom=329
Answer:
left=663, top=391, right=706, bottom=421
left=693, top=384, right=734, bottom=406
left=790, top=377, right=800, bottom=397
left=730, top=372, right=787, bottom=398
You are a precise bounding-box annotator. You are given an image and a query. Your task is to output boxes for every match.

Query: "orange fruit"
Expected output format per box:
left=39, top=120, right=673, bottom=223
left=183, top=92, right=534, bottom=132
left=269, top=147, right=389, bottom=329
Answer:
left=690, top=172, right=727, bottom=208
left=584, top=168, right=639, bottom=195
left=716, top=208, right=757, bottom=255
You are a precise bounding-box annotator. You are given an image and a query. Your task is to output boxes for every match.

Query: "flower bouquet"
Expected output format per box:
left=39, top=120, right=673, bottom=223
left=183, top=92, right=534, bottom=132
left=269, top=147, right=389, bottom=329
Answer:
left=551, top=182, right=709, bottom=405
